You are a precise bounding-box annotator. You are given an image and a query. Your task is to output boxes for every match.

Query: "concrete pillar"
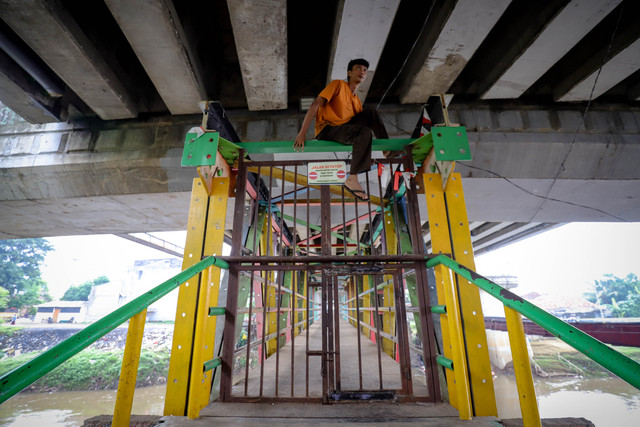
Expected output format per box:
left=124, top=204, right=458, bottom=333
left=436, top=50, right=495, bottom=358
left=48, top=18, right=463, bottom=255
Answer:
left=105, top=0, right=207, bottom=115
left=226, top=0, right=288, bottom=111
left=399, top=0, right=511, bottom=104
left=327, top=0, right=401, bottom=103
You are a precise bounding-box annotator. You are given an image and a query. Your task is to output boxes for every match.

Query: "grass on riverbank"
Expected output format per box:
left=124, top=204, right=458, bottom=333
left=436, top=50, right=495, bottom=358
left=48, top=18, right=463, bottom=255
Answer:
left=0, top=348, right=170, bottom=392
left=530, top=338, right=640, bottom=377
left=0, top=325, right=23, bottom=336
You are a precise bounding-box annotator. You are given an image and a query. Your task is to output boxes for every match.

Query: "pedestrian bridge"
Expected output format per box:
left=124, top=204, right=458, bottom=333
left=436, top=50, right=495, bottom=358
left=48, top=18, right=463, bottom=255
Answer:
left=1, top=135, right=639, bottom=426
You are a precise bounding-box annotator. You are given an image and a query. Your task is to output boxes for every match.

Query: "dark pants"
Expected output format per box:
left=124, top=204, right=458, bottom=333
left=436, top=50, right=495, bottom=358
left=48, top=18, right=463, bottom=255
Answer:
left=317, top=108, right=389, bottom=174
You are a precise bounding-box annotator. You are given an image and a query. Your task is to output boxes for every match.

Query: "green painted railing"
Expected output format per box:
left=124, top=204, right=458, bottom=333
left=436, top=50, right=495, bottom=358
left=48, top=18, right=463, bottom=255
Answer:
left=426, top=254, right=640, bottom=390
left=235, top=138, right=417, bottom=155
left=0, top=255, right=229, bottom=405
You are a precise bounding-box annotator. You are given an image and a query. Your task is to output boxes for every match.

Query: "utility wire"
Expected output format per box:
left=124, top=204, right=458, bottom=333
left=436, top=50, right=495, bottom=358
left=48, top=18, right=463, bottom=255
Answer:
left=529, top=3, right=625, bottom=222
left=457, top=162, right=628, bottom=222
left=376, top=0, right=436, bottom=110
left=373, top=2, right=627, bottom=222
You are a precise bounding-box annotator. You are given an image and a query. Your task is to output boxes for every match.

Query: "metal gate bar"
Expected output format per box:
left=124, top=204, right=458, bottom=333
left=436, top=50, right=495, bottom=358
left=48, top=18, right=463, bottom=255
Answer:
left=221, top=157, right=439, bottom=403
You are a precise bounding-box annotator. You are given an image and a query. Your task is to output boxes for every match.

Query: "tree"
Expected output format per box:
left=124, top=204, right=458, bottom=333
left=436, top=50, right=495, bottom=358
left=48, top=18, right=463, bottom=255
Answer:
left=585, top=273, right=640, bottom=318
left=62, top=276, right=110, bottom=301
left=0, top=287, right=9, bottom=310
left=0, top=238, right=53, bottom=309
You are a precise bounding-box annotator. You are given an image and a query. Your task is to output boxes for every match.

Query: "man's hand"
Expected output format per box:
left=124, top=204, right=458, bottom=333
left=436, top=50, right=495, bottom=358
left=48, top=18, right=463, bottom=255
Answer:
left=294, top=133, right=305, bottom=152
left=294, top=96, right=325, bottom=153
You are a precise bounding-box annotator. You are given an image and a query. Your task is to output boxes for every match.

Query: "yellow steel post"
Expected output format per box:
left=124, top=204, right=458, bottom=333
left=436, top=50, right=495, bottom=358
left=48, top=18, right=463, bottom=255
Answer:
left=505, top=306, right=541, bottom=427
left=349, top=276, right=358, bottom=328
left=262, top=215, right=278, bottom=357
left=382, top=208, right=397, bottom=358
left=362, top=275, right=372, bottom=338
left=301, top=271, right=307, bottom=333
left=164, top=179, right=209, bottom=416
left=112, top=309, right=147, bottom=427
left=347, top=279, right=353, bottom=326
left=187, top=177, right=230, bottom=418
left=292, top=272, right=298, bottom=337
left=444, top=173, right=497, bottom=416
left=424, top=173, right=459, bottom=409
left=441, top=268, right=473, bottom=420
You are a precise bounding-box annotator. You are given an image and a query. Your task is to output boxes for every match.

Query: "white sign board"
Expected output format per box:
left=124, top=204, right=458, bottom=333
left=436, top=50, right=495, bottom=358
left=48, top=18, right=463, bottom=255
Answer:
left=307, top=161, right=348, bottom=185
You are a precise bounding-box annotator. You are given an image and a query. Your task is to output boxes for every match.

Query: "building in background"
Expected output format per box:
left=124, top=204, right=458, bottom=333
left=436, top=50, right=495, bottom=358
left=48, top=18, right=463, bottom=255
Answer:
left=34, top=301, right=87, bottom=323
left=119, top=258, right=183, bottom=322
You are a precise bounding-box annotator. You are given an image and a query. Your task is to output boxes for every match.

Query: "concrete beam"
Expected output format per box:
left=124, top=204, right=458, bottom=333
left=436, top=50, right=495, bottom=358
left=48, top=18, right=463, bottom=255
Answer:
left=0, top=193, right=192, bottom=240
left=226, top=0, right=287, bottom=111
left=0, top=52, right=61, bottom=123
left=0, top=0, right=137, bottom=120
left=483, top=0, right=621, bottom=99
left=399, top=0, right=511, bottom=104
left=556, top=37, right=640, bottom=102
left=327, top=0, right=400, bottom=103
left=1, top=104, right=639, bottom=240
left=104, top=0, right=206, bottom=115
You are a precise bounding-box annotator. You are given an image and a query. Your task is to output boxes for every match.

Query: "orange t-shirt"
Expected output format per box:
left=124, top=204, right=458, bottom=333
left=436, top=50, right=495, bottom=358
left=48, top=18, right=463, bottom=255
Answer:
left=314, top=80, right=363, bottom=136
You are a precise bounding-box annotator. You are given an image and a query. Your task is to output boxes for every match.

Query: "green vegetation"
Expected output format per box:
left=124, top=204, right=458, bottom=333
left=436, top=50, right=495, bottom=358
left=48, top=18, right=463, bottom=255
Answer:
left=61, top=276, right=110, bottom=301
left=0, top=348, right=171, bottom=392
left=584, top=273, right=640, bottom=318
left=0, top=238, right=53, bottom=309
left=0, top=287, right=9, bottom=311
left=530, top=339, right=640, bottom=378
left=0, top=325, right=23, bottom=336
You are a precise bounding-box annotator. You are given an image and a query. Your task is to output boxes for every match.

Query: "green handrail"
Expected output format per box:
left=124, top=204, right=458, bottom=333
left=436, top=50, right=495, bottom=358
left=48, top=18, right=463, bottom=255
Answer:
left=426, top=254, right=640, bottom=390
left=234, top=138, right=415, bottom=154
left=0, top=255, right=229, bottom=405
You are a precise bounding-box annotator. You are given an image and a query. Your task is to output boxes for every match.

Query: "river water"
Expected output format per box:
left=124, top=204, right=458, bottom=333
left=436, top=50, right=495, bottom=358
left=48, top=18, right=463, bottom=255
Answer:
left=0, top=385, right=166, bottom=427
left=1, top=375, right=639, bottom=426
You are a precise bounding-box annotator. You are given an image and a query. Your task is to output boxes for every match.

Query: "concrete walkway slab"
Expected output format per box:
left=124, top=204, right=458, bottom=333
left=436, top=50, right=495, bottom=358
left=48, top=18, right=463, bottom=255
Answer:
left=157, top=402, right=501, bottom=426
left=229, top=318, right=429, bottom=400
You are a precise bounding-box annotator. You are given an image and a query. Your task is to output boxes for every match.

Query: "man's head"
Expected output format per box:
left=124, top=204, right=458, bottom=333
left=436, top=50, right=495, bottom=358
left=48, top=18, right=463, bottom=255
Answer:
left=347, top=58, right=369, bottom=83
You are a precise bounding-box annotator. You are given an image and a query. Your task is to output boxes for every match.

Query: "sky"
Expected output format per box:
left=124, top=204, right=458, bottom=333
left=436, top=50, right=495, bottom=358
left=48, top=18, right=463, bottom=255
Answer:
left=41, top=231, right=187, bottom=299
left=39, top=223, right=640, bottom=305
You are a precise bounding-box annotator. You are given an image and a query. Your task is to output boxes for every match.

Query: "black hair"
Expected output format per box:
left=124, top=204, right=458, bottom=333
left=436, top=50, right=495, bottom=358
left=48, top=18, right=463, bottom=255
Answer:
left=347, top=58, right=369, bottom=81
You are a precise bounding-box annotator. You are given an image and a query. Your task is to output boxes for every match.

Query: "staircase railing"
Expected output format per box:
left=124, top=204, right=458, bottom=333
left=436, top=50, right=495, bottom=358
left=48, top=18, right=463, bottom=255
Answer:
left=0, top=255, right=229, bottom=425
left=426, top=254, right=640, bottom=425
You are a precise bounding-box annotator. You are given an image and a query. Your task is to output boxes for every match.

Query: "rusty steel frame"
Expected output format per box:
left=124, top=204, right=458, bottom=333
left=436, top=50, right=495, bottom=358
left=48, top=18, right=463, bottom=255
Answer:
left=220, top=158, right=440, bottom=404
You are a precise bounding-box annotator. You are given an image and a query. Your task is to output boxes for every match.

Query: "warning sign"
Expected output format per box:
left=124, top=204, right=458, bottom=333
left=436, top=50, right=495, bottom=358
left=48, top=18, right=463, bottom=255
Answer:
left=307, top=161, right=348, bottom=185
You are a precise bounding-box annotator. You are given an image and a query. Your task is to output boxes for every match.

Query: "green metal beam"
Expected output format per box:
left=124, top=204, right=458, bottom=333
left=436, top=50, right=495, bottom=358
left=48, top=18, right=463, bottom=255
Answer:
left=181, top=126, right=471, bottom=167
left=437, top=355, right=454, bottom=370
left=0, top=255, right=229, bottom=405
left=426, top=254, right=640, bottom=391
left=236, top=138, right=413, bottom=154
left=431, top=305, right=447, bottom=314
left=203, top=357, right=222, bottom=372
left=208, top=307, right=226, bottom=316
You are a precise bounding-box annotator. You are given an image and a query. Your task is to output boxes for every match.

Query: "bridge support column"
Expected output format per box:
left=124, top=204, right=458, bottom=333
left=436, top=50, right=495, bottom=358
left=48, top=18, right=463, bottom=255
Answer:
left=424, top=172, right=497, bottom=417
left=164, top=177, right=230, bottom=418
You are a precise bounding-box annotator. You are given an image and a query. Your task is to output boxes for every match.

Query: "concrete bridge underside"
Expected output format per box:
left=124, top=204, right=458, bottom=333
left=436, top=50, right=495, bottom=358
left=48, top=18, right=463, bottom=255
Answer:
left=1, top=0, right=639, bottom=253
left=1, top=103, right=638, bottom=254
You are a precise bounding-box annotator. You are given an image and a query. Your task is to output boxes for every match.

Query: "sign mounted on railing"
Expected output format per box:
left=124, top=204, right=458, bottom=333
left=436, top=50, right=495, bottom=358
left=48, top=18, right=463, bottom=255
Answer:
left=307, top=161, right=348, bottom=185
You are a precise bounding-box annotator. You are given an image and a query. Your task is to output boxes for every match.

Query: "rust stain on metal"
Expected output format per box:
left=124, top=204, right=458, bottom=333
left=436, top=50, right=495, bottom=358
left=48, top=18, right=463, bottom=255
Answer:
left=499, top=288, right=524, bottom=304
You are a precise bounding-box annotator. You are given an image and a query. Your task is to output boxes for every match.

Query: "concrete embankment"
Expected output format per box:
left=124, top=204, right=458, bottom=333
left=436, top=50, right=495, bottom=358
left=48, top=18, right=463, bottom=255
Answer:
left=0, top=322, right=173, bottom=356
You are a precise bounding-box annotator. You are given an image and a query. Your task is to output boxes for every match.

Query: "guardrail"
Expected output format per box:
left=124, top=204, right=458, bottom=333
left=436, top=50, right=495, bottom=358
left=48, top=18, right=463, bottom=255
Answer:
left=0, top=255, right=229, bottom=408
left=426, top=254, right=640, bottom=390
